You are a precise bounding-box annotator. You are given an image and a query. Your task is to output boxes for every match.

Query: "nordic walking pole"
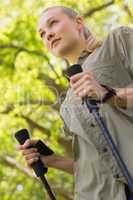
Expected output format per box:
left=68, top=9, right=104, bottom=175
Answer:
left=15, top=129, right=56, bottom=200
left=65, top=64, right=133, bottom=194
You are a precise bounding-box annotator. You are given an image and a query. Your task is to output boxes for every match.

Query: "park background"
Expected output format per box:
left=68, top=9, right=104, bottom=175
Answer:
left=0, top=0, right=133, bottom=199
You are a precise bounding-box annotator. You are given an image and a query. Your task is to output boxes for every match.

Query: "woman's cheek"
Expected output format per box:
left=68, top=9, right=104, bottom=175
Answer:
left=42, top=37, right=50, bottom=49
left=45, top=42, right=50, bottom=50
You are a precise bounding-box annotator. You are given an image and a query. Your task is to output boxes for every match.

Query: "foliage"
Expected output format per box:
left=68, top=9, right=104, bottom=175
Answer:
left=0, top=0, right=133, bottom=199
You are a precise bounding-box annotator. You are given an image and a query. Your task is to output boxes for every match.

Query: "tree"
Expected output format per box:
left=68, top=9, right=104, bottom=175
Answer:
left=0, top=0, right=133, bottom=199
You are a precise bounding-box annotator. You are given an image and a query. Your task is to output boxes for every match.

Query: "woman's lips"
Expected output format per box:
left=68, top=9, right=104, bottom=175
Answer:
left=51, top=39, right=61, bottom=48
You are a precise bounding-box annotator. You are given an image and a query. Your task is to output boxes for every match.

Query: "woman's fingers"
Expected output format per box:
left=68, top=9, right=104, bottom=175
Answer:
left=70, top=72, right=91, bottom=85
left=27, top=157, right=40, bottom=167
left=73, top=80, right=91, bottom=95
left=70, top=72, right=93, bottom=98
left=22, top=139, right=37, bottom=148
left=22, top=148, right=38, bottom=156
left=70, top=73, right=91, bottom=89
left=15, top=144, right=24, bottom=151
left=15, top=139, right=38, bottom=150
left=23, top=149, right=40, bottom=166
left=15, top=139, right=41, bottom=167
left=25, top=152, right=40, bottom=162
left=70, top=71, right=106, bottom=100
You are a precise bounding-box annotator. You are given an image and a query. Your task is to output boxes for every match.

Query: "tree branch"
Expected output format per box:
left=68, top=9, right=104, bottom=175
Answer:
left=0, top=154, right=73, bottom=200
left=0, top=154, right=36, bottom=179
left=0, top=44, right=67, bottom=98
left=38, top=72, right=67, bottom=100
left=123, top=4, right=133, bottom=20
left=0, top=44, right=61, bottom=81
left=0, top=98, right=60, bottom=115
left=21, top=115, right=72, bottom=156
left=84, top=0, right=115, bottom=17
left=21, top=114, right=51, bottom=136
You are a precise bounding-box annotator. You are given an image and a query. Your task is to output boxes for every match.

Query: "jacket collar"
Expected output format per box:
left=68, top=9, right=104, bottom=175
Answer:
left=77, top=50, right=92, bottom=65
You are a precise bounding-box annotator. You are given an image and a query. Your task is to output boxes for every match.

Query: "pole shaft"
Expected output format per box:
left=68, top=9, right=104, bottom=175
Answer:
left=40, top=175, right=56, bottom=200
left=85, top=97, right=133, bottom=192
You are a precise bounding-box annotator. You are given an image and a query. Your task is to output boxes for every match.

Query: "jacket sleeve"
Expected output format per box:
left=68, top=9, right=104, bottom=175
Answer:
left=117, top=26, right=133, bottom=78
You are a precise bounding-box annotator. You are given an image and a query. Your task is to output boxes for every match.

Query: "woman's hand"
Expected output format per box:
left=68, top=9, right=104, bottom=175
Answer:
left=15, top=140, right=74, bottom=174
left=15, top=139, right=56, bottom=168
left=70, top=72, right=107, bottom=101
left=15, top=139, right=40, bottom=167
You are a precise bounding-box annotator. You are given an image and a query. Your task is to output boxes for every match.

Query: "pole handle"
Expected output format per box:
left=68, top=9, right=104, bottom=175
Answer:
left=15, top=129, right=47, bottom=176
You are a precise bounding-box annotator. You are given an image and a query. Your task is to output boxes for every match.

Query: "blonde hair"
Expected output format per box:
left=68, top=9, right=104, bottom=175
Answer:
left=42, top=6, right=102, bottom=50
left=42, top=6, right=79, bottom=19
left=42, top=6, right=91, bottom=39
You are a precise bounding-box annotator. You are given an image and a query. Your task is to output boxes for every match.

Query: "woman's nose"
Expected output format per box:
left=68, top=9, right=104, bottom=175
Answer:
left=47, top=32, right=55, bottom=41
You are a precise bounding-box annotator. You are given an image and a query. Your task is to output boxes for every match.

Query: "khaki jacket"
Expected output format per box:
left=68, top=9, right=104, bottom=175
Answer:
left=60, top=26, right=133, bottom=200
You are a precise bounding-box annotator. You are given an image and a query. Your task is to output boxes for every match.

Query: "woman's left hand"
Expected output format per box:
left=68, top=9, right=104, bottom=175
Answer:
left=70, top=72, right=107, bottom=101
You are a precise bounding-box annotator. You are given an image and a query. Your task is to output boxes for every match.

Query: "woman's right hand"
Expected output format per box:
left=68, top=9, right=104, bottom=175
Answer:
left=15, top=139, right=40, bottom=167
left=15, top=139, right=74, bottom=174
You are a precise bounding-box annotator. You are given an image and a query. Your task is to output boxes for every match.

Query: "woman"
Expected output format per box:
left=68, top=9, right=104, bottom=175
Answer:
left=16, top=6, right=133, bottom=200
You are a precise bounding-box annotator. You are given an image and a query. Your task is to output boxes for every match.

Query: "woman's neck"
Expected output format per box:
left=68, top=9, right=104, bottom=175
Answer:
left=66, top=34, right=102, bottom=64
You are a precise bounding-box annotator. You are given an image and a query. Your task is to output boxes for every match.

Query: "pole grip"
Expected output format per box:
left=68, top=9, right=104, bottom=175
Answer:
left=15, top=129, right=47, bottom=177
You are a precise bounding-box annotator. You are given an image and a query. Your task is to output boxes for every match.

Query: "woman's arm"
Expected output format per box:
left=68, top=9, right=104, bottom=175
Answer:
left=109, top=87, right=133, bottom=109
left=15, top=139, right=74, bottom=175
left=41, top=154, right=74, bottom=174
left=70, top=72, right=133, bottom=109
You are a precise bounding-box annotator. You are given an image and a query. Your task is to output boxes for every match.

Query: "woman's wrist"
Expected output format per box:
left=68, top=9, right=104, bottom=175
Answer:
left=41, top=154, right=74, bottom=174
left=41, top=153, right=57, bottom=168
left=108, top=88, right=127, bottom=108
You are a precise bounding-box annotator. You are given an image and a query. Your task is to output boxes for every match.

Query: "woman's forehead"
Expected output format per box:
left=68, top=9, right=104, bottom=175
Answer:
left=37, top=8, right=65, bottom=32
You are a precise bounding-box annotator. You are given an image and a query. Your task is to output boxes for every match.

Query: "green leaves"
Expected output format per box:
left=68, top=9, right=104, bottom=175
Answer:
left=0, top=0, right=132, bottom=199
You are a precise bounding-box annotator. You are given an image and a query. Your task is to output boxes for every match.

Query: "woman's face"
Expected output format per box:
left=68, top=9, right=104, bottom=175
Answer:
left=37, top=8, right=83, bottom=58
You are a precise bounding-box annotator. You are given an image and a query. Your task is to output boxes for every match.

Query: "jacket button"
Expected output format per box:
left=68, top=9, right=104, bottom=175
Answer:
left=90, top=123, right=95, bottom=127
left=114, top=174, right=120, bottom=179
left=102, top=147, right=108, bottom=153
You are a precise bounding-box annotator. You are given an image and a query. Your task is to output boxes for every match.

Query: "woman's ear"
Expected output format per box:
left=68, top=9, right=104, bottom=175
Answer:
left=75, top=16, right=84, bottom=31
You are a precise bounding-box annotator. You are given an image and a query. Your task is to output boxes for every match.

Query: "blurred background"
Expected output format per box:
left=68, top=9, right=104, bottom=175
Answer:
left=0, top=0, right=133, bottom=199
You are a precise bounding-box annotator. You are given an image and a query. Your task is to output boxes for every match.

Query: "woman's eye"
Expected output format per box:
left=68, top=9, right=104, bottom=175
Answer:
left=40, top=31, right=45, bottom=38
left=50, top=20, right=58, bottom=26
